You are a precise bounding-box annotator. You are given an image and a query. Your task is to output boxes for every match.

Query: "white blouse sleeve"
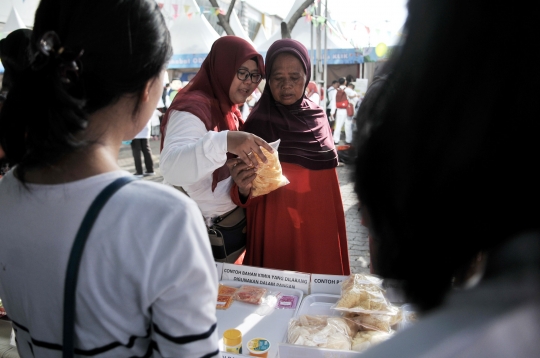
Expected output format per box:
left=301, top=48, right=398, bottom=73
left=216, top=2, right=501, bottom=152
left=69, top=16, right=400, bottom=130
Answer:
left=160, top=110, right=229, bottom=187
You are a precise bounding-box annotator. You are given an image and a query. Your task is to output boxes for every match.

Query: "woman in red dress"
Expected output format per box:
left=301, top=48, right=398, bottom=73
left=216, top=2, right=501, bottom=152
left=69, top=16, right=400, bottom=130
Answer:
left=229, top=39, right=350, bottom=275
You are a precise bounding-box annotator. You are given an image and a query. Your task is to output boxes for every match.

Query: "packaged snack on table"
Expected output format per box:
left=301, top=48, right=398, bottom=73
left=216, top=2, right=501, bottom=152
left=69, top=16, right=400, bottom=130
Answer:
left=216, top=284, right=238, bottom=310
left=287, top=314, right=357, bottom=351
left=351, top=330, right=393, bottom=353
left=332, top=274, right=395, bottom=315
left=343, top=305, right=402, bottom=333
left=256, top=291, right=281, bottom=315
left=219, top=284, right=239, bottom=296
left=276, top=294, right=299, bottom=309
left=233, top=285, right=267, bottom=305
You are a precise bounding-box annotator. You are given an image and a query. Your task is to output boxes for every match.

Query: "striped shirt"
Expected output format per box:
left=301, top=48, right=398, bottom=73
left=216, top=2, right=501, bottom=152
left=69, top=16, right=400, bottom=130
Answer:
left=0, top=170, right=219, bottom=357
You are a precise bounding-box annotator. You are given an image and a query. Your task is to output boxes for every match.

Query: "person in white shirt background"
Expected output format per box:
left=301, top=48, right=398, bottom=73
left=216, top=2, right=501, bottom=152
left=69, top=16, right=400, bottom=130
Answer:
left=326, top=79, right=339, bottom=127
left=332, top=77, right=357, bottom=145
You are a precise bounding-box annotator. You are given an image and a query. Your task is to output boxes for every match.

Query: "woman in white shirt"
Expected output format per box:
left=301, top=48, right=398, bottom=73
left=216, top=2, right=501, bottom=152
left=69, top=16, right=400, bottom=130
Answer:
left=160, top=36, right=273, bottom=262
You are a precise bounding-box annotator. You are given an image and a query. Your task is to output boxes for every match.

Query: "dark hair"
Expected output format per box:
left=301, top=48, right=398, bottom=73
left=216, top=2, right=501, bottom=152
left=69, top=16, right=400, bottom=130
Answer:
left=331, top=80, right=338, bottom=85
left=0, top=28, right=33, bottom=93
left=346, top=74, right=355, bottom=84
left=338, top=77, right=346, bottom=85
left=0, top=0, right=172, bottom=181
left=354, top=0, right=539, bottom=312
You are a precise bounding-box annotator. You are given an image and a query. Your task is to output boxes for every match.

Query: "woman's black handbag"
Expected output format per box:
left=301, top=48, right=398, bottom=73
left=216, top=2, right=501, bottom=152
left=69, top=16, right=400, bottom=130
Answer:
left=208, top=205, right=247, bottom=263
left=173, top=185, right=247, bottom=263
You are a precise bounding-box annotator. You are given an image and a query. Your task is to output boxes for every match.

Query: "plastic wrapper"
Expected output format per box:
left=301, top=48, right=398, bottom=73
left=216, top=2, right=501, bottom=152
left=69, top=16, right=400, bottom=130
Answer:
left=276, top=294, right=299, bottom=309
left=251, top=139, right=289, bottom=197
left=333, top=274, right=395, bottom=315
left=396, top=303, right=418, bottom=330
left=233, top=285, right=267, bottom=305
left=287, top=315, right=357, bottom=351
left=351, top=330, right=393, bottom=353
left=342, top=305, right=402, bottom=333
left=255, top=290, right=282, bottom=315
left=216, top=284, right=238, bottom=310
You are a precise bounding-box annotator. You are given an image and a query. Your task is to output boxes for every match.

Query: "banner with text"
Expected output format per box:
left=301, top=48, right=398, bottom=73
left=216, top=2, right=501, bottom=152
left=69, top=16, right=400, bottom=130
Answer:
left=168, top=53, right=208, bottom=69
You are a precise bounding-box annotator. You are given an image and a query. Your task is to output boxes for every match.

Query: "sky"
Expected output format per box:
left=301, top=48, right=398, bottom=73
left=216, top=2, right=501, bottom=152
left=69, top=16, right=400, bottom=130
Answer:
left=1, top=0, right=409, bottom=35
left=246, top=0, right=409, bottom=34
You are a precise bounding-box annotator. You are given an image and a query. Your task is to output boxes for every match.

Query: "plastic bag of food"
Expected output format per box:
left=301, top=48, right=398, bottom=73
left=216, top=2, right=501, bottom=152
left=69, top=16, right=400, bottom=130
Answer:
left=233, top=285, right=267, bottom=305
left=351, top=330, right=393, bottom=353
left=342, top=304, right=402, bottom=333
left=287, top=315, right=356, bottom=351
left=216, top=284, right=238, bottom=310
left=255, top=290, right=282, bottom=315
left=333, top=274, right=395, bottom=315
left=251, top=139, right=289, bottom=197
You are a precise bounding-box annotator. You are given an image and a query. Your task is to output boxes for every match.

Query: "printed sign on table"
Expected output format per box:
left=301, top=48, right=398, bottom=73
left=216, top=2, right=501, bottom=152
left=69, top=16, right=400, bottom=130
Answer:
left=220, top=353, right=244, bottom=358
left=310, top=274, right=349, bottom=295
left=221, top=263, right=311, bottom=294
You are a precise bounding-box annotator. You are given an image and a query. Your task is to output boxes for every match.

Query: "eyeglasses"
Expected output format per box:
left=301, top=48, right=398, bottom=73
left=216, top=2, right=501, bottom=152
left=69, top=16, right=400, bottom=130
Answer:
left=237, top=69, right=262, bottom=83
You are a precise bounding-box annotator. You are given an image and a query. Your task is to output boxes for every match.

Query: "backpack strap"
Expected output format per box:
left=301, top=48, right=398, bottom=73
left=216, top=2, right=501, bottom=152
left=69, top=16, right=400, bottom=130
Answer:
left=62, top=175, right=137, bottom=357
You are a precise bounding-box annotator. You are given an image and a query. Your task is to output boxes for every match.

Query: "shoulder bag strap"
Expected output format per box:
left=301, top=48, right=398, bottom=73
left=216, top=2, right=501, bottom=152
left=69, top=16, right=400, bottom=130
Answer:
left=62, top=176, right=137, bottom=357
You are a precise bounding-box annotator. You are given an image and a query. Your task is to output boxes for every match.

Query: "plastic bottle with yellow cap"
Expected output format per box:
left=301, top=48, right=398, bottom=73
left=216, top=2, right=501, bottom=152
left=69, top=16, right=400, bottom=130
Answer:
left=223, top=328, right=243, bottom=354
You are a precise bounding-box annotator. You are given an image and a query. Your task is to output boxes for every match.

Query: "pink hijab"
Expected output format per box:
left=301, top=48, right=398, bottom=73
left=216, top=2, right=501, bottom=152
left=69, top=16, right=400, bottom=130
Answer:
left=160, top=36, right=264, bottom=191
left=242, top=39, right=337, bottom=170
left=306, top=81, right=319, bottom=99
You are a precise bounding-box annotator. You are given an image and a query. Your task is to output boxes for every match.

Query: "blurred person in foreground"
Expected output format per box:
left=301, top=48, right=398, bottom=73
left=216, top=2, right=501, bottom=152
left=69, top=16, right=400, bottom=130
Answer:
left=231, top=39, right=350, bottom=275
left=355, top=0, right=540, bottom=356
left=0, top=0, right=219, bottom=356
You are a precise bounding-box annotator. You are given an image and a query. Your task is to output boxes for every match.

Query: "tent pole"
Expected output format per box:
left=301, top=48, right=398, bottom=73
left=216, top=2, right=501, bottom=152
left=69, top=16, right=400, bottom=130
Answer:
left=323, top=0, right=328, bottom=100
left=311, top=13, right=315, bottom=80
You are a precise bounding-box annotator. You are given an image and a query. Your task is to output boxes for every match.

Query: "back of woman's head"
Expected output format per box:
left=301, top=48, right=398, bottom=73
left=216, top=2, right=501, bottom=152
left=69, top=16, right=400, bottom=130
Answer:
left=355, top=0, right=540, bottom=312
left=0, top=0, right=171, bottom=179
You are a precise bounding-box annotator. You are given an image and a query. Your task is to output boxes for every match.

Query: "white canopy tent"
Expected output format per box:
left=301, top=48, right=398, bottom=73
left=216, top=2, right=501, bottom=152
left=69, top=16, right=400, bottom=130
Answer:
left=256, top=0, right=353, bottom=52
left=252, top=25, right=269, bottom=48
left=256, top=17, right=354, bottom=52
left=0, top=0, right=39, bottom=29
left=3, top=7, right=25, bottom=34
left=224, top=9, right=255, bottom=47
left=167, top=0, right=220, bottom=55
left=165, top=0, right=220, bottom=69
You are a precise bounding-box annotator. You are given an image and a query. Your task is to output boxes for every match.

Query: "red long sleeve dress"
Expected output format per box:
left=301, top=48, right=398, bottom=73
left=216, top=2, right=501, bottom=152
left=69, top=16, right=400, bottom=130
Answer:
left=232, top=161, right=350, bottom=275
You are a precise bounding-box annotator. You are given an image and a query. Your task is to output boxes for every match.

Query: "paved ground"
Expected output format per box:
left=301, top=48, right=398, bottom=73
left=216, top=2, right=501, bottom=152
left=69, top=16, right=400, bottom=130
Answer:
left=118, top=138, right=371, bottom=274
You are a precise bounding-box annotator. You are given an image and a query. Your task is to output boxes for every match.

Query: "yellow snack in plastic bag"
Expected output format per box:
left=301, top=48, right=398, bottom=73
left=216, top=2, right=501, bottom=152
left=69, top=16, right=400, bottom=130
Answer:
left=251, top=141, right=289, bottom=197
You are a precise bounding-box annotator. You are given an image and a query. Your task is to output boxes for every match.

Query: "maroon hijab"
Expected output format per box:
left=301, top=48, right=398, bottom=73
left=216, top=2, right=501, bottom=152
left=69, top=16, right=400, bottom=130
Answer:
left=160, top=36, right=264, bottom=191
left=241, top=39, right=337, bottom=170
